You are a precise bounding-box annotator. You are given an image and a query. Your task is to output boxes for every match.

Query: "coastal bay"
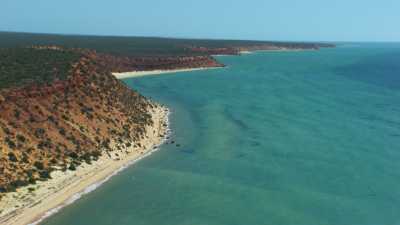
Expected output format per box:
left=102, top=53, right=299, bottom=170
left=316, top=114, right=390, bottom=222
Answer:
left=43, top=44, right=400, bottom=225
left=2, top=0, right=398, bottom=223
left=0, top=33, right=331, bottom=225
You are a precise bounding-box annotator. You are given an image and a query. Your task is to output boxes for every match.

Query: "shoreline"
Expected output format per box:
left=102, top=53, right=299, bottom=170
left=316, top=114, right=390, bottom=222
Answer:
left=0, top=105, right=170, bottom=225
left=112, top=66, right=223, bottom=79
left=0, top=48, right=322, bottom=225
left=239, top=48, right=314, bottom=55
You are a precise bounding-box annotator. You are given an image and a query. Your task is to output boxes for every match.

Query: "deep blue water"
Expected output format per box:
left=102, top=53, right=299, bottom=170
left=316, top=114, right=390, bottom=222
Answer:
left=44, top=44, right=400, bottom=225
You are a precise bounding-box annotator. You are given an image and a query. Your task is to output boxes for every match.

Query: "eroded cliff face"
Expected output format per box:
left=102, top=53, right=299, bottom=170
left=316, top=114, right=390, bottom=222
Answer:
left=0, top=49, right=156, bottom=194
left=185, top=46, right=240, bottom=55
left=96, top=53, right=224, bottom=73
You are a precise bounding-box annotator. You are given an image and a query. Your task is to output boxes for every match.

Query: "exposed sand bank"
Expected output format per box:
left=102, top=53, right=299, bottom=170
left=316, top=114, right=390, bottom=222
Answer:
left=239, top=49, right=307, bottom=55
left=112, top=67, right=222, bottom=79
left=239, top=51, right=252, bottom=54
left=0, top=105, right=169, bottom=225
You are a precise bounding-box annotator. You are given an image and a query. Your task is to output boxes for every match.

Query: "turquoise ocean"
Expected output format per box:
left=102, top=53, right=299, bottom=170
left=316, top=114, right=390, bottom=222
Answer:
left=44, top=43, right=400, bottom=225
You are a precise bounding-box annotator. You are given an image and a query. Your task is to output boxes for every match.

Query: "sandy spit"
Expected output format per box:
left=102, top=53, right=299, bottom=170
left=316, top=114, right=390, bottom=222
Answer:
left=112, top=67, right=223, bottom=79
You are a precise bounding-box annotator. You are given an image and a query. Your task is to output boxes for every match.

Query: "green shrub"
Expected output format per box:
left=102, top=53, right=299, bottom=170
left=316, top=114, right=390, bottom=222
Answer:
left=39, top=170, right=51, bottom=179
left=5, top=137, right=16, bottom=149
left=68, top=164, right=76, bottom=171
left=33, top=161, right=44, bottom=170
left=16, top=134, right=26, bottom=143
left=8, top=152, right=18, bottom=162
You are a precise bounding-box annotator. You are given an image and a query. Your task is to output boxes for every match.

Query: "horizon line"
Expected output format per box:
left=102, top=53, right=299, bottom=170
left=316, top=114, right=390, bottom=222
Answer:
left=1, top=30, right=400, bottom=44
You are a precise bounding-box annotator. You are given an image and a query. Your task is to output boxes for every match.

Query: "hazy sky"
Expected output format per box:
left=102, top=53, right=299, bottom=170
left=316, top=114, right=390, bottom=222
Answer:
left=1, top=0, right=399, bottom=42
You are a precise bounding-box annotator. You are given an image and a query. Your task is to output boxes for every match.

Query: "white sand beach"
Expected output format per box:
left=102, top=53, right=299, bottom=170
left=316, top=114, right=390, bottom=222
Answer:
left=239, top=51, right=252, bottom=54
left=112, top=67, right=222, bottom=79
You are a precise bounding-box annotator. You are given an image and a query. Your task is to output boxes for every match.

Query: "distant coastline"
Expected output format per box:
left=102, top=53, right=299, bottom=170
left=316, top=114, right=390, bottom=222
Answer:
left=112, top=47, right=327, bottom=80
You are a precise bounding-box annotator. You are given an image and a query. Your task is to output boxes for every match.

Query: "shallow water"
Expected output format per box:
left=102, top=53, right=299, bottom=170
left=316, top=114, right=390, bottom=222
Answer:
left=44, top=44, right=400, bottom=225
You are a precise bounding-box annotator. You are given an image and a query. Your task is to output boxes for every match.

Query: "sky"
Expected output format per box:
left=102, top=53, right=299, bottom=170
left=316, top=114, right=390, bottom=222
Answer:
left=1, top=0, right=399, bottom=42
